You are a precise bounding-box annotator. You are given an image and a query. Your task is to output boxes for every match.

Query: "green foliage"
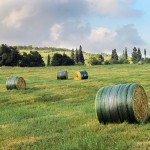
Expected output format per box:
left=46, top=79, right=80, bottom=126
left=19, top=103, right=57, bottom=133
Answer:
left=51, top=53, right=63, bottom=66
left=110, top=49, right=119, bottom=64
left=20, top=51, right=45, bottom=67
left=88, top=57, right=100, bottom=65
left=0, top=44, right=21, bottom=66
left=47, top=54, right=50, bottom=66
left=51, top=53, right=74, bottom=66
left=78, top=45, right=85, bottom=64
left=131, top=47, right=142, bottom=64
left=137, top=48, right=142, bottom=62
left=131, top=47, right=138, bottom=63
left=97, top=54, right=104, bottom=63
left=87, top=54, right=104, bottom=65
left=144, top=49, right=146, bottom=59
left=62, top=53, right=75, bottom=66
left=141, top=58, right=150, bottom=64
left=119, top=57, right=130, bottom=64
left=122, top=48, right=128, bottom=60
left=104, top=60, right=110, bottom=65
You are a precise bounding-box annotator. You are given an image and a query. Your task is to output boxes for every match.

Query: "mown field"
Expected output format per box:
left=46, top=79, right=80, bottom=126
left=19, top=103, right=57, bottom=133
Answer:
left=1, top=64, right=150, bottom=150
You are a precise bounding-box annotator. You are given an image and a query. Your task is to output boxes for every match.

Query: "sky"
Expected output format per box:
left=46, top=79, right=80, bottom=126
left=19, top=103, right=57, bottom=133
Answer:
left=0, top=0, right=150, bottom=56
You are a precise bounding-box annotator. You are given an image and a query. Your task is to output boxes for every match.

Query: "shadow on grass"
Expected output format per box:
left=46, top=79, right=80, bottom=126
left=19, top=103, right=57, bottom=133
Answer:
left=34, top=94, right=65, bottom=103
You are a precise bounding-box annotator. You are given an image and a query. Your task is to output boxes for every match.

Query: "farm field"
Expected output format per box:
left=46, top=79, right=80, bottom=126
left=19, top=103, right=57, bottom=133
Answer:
left=1, top=64, right=150, bottom=149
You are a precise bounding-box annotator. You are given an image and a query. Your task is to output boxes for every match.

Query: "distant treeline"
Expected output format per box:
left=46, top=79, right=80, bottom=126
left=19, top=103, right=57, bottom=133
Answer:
left=0, top=44, right=150, bottom=67
left=0, top=44, right=85, bottom=67
left=16, top=45, right=71, bottom=52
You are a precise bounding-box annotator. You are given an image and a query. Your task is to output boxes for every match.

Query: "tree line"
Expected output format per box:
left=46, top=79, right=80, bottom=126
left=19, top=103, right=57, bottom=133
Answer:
left=0, top=44, right=149, bottom=67
left=89, top=47, right=149, bottom=65
left=0, top=44, right=85, bottom=67
left=47, top=45, right=85, bottom=66
left=0, top=44, right=45, bottom=67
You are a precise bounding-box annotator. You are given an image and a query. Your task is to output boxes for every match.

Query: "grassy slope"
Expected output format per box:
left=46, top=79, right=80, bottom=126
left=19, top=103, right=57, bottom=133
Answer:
left=19, top=49, right=111, bottom=65
left=0, top=64, right=150, bottom=149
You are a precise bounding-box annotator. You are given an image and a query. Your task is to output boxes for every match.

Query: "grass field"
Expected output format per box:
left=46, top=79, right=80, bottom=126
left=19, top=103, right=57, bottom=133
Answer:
left=1, top=64, right=150, bottom=149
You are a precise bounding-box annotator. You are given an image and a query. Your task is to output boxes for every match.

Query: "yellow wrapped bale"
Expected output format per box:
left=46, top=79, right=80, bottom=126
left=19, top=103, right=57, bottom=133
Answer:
left=74, top=70, right=88, bottom=80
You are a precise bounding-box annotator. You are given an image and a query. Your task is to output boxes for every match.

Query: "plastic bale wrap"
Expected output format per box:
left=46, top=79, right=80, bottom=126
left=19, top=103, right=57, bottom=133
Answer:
left=6, top=76, right=26, bottom=90
left=74, top=70, right=88, bottom=80
left=95, top=83, right=148, bottom=124
left=57, top=70, right=68, bottom=80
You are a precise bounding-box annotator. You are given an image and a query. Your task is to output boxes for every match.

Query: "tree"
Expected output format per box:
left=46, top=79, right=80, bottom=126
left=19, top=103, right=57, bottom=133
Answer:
left=51, top=53, right=63, bottom=66
left=137, top=48, right=142, bottom=62
left=124, top=48, right=128, bottom=60
left=144, top=49, right=146, bottom=59
left=51, top=53, right=75, bottom=66
left=78, top=45, right=85, bottom=64
left=97, top=54, right=104, bottom=64
left=20, top=51, right=45, bottom=67
left=131, top=47, right=138, bottom=63
left=62, top=53, right=75, bottom=66
left=70, top=49, right=75, bottom=61
left=110, top=49, right=119, bottom=64
left=119, top=48, right=129, bottom=64
left=47, top=54, right=50, bottom=66
left=75, top=48, right=78, bottom=64
left=0, top=44, right=21, bottom=66
left=88, top=57, right=102, bottom=65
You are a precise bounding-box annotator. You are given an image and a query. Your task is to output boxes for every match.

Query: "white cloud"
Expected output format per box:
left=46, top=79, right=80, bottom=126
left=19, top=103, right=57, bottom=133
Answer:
left=0, top=0, right=148, bottom=56
left=50, top=24, right=64, bottom=41
left=86, top=0, right=120, bottom=16
left=2, top=5, right=34, bottom=29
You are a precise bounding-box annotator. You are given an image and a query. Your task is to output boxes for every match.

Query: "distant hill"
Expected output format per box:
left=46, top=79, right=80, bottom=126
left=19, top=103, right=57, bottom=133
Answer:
left=19, top=48, right=111, bottom=65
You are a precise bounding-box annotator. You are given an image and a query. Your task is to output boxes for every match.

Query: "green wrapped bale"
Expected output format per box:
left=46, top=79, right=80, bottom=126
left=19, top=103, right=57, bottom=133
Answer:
left=95, top=83, right=148, bottom=124
left=74, top=70, right=88, bottom=80
left=6, top=76, right=26, bottom=90
left=57, top=70, right=68, bottom=80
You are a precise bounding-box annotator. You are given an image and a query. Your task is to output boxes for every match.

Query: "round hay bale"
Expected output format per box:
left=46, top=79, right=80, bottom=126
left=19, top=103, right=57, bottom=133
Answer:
left=74, top=70, right=88, bottom=80
left=57, top=70, right=68, bottom=80
left=95, top=83, right=148, bottom=124
left=6, top=76, right=26, bottom=90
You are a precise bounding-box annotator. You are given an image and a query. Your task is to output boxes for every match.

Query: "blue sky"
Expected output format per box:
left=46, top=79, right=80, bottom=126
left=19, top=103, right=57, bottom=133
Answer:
left=0, top=0, right=149, bottom=56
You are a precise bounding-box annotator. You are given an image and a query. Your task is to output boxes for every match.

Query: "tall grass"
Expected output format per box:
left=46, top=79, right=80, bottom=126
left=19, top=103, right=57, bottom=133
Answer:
left=0, top=64, right=150, bottom=149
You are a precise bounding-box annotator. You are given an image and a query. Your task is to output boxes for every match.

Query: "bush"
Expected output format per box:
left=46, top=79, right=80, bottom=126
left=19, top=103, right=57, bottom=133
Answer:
left=104, top=60, right=110, bottom=65
left=119, top=58, right=130, bottom=64
left=88, top=57, right=101, bottom=65
left=20, top=51, right=45, bottom=67
left=51, top=53, right=75, bottom=66
left=0, top=44, right=21, bottom=66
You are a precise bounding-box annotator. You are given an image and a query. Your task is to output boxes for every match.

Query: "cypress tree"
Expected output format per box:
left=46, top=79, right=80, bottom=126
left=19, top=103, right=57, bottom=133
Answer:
left=110, top=49, right=118, bottom=64
left=124, top=48, right=128, bottom=59
left=137, top=48, right=142, bottom=62
left=47, top=54, right=50, bottom=66
left=78, top=45, right=85, bottom=64
left=144, top=49, right=146, bottom=59
left=131, top=47, right=138, bottom=63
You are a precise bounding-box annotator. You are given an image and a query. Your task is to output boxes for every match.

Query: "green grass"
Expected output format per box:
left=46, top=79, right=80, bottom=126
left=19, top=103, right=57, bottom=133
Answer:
left=1, top=64, right=150, bottom=149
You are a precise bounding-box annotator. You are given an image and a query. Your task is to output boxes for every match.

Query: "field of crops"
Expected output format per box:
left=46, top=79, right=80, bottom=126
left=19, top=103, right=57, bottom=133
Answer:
left=1, top=64, right=150, bottom=149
